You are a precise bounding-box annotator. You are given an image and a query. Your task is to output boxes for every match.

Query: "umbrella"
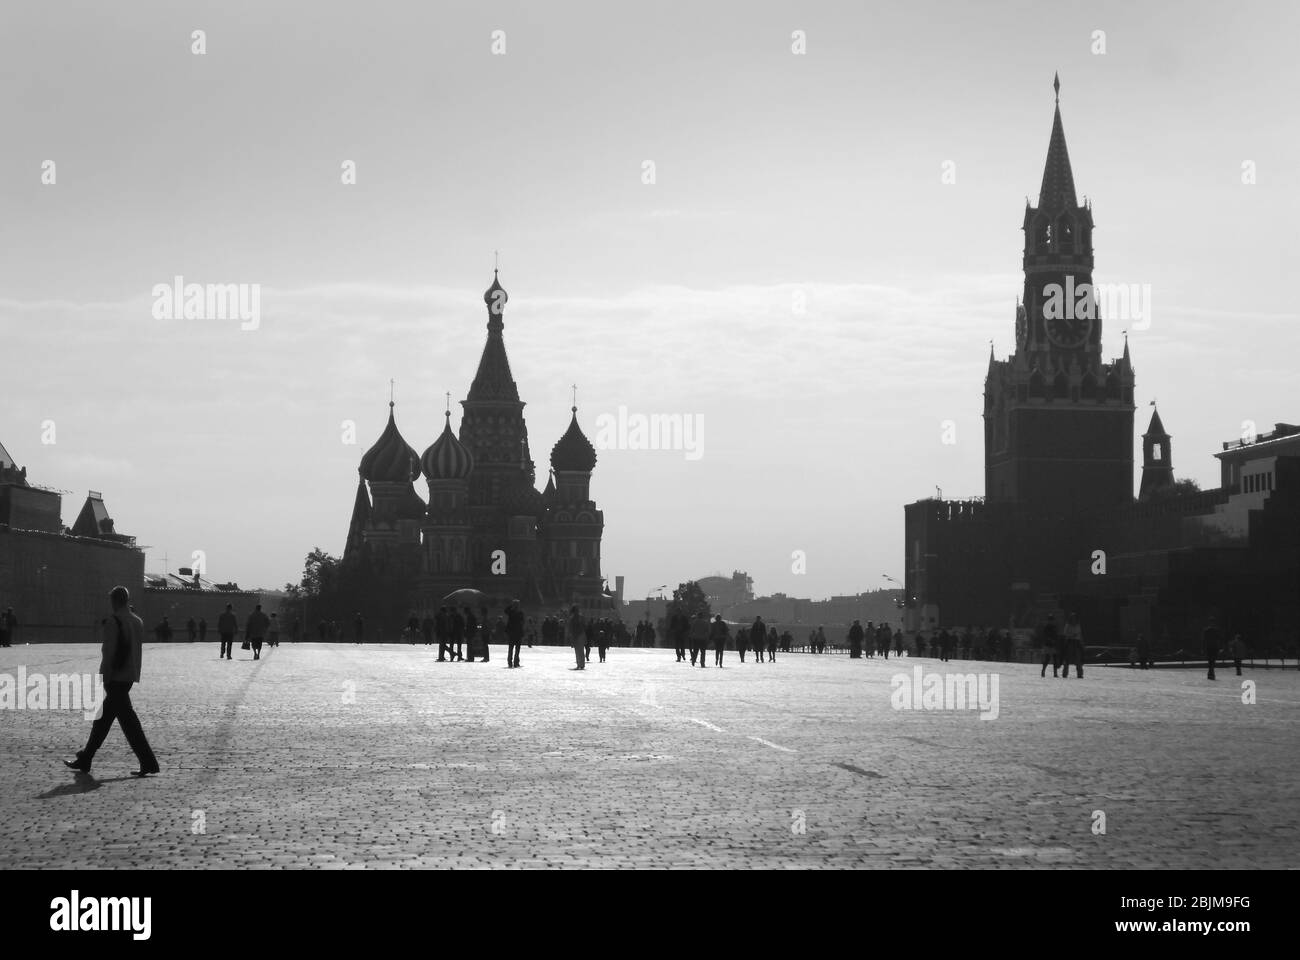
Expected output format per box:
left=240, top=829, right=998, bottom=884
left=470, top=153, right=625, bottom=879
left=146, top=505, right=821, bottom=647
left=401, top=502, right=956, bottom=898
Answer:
left=441, top=588, right=520, bottom=607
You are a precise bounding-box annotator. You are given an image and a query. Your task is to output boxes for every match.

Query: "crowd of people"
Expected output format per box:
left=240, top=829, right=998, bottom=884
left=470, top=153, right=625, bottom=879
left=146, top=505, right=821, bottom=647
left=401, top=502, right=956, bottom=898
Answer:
left=657, top=611, right=800, bottom=667
left=29, top=596, right=1281, bottom=685
left=393, top=605, right=656, bottom=669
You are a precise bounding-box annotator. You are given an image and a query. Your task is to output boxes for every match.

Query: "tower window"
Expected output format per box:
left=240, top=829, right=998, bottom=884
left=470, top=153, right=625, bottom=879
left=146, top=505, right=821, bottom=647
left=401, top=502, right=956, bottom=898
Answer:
left=1153, top=443, right=1163, bottom=462
left=1056, top=215, right=1074, bottom=248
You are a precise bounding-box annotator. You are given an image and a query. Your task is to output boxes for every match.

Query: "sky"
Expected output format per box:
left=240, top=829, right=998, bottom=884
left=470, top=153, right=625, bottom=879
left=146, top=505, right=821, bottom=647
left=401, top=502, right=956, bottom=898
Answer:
left=2, top=0, right=1297, bottom=600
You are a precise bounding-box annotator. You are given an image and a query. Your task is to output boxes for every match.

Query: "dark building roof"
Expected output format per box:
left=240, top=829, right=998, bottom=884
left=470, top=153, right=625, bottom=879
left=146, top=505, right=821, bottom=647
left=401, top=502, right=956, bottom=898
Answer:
left=1037, top=75, right=1078, bottom=211
left=422, top=414, right=474, bottom=481
left=1144, top=406, right=1169, bottom=439
left=359, top=404, right=421, bottom=483
left=0, top=440, right=15, bottom=471
left=466, top=271, right=521, bottom=403
left=70, top=491, right=117, bottom=538
left=551, top=408, right=597, bottom=473
left=344, top=477, right=370, bottom=559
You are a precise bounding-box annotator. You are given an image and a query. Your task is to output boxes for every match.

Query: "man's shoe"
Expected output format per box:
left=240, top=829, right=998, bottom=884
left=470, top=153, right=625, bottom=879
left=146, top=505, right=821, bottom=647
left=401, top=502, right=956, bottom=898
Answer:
left=131, top=765, right=160, bottom=778
left=63, top=752, right=91, bottom=773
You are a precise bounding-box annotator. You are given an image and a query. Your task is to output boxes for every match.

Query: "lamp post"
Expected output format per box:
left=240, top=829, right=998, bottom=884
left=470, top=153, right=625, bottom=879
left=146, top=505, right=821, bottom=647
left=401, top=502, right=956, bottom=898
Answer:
left=884, top=573, right=919, bottom=634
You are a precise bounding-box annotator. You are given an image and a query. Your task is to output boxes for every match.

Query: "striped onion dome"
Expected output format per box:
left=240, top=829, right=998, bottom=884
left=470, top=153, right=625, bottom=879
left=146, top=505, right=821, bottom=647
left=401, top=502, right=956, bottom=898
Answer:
left=422, top=413, right=474, bottom=482
left=359, top=404, right=421, bottom=483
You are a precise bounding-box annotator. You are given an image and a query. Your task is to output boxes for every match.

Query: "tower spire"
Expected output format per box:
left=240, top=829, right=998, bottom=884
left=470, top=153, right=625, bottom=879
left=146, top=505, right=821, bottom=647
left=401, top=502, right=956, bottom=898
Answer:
left=469, top=268, right=518, bottom=400
left=1139, top=402, right=1173, bottom=500
left=1053, top=70, right=1060, bottom=104
left=1038, top=75, right=1077, bottom=210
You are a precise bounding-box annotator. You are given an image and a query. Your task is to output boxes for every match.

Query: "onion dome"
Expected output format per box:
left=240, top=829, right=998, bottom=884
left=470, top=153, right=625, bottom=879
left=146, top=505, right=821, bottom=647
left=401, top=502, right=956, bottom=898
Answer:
left=502, top=482, right=545, bottom=518
left=550, top=406, right=597, bottom=473
left=542, top=469, right=556, bottom=506
left=483, top=269, right=508, bottom=310
left=359, top=403, right=421, bottom=483
left=422, top=412, right=474, bottom=481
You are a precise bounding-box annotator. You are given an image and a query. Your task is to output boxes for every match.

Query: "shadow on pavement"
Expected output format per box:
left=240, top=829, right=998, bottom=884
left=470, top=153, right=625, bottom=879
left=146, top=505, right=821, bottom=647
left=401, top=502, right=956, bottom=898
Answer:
left=38, top=773, right=141, bottom=798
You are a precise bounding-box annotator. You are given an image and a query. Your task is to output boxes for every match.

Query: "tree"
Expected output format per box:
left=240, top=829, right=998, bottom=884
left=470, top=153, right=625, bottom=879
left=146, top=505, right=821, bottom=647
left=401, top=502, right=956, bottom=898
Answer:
left=1148, top=477, right=1202, bottom=501
left=666, top=581, right=711, bottom=622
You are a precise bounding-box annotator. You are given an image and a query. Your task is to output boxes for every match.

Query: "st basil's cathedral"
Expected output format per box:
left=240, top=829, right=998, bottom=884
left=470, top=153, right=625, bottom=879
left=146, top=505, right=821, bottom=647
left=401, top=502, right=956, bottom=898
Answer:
left=342, top=271, right=608, bottom=613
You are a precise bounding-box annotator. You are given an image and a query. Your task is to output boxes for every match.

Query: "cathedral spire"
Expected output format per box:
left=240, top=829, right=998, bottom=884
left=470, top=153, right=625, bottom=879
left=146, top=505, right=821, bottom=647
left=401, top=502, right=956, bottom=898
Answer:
left=1038, top=74, right=1078, bottom=210
left=343, top=476, right=371, bottom=562
left=467, top=268, right=520, bottom=402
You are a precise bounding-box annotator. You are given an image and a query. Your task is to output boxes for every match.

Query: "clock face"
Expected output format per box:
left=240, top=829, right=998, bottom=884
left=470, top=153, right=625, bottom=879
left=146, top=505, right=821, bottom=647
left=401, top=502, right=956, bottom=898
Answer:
left=1046, top=313, right=1091, bottom=349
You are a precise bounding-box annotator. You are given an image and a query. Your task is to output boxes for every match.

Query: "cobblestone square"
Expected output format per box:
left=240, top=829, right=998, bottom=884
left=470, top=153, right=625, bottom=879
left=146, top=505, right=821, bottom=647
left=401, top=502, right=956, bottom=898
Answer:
left=2, top=643, right=1296, bottom=868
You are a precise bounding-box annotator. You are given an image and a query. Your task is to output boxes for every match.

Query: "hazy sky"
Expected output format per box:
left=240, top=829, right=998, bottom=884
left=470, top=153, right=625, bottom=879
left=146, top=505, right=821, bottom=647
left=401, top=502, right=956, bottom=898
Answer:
left=2, top=0, right=1297, bottom=599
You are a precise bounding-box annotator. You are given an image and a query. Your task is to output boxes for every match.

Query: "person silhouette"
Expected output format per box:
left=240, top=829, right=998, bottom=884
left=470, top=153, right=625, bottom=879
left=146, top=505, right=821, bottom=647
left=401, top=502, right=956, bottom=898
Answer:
left=63, top=586, right=159, bottom=777
left=711, top=615, right=729, bottom=667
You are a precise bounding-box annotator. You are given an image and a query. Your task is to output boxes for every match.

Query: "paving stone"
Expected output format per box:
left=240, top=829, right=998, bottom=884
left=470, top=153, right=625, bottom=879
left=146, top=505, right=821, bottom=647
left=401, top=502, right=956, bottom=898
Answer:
left=0, top=644, right=1294, bottom=867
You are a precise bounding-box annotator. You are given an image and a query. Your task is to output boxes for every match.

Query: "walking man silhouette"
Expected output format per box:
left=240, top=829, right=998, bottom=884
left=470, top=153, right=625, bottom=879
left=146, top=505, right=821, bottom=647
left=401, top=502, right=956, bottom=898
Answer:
left=217, top=603, right=237, bottom=660
left=711, top=615, right=729, bottom=667
left=64, top=586, right=159, bottom=777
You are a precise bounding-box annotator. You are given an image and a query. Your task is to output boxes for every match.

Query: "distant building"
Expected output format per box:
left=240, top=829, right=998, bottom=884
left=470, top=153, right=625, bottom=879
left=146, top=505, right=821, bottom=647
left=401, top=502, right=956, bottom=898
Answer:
left=0, top=445, right=143, bottom=642
left=726, top=590, right=904, bottom=632
left=342, top=271, right=609, bottom=615
left=902, top=79, right=1299, bottom=652
left=695, top=571, right=753, bottom=610
left=136, top=568, right=263, bottom=639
